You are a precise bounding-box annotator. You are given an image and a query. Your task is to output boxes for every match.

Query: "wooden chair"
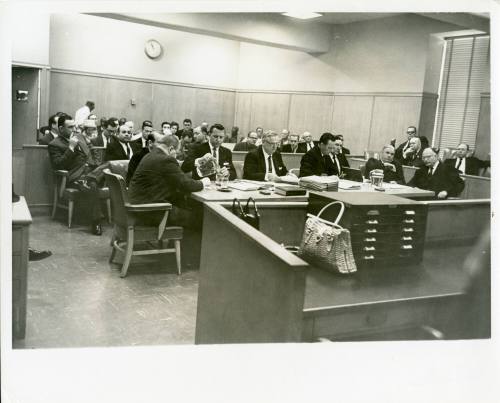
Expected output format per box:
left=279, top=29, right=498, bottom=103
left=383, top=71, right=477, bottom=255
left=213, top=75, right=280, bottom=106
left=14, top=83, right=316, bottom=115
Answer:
left=51, top=170, right=111, bottom=228
left=104, top=170, right=183, bottom=278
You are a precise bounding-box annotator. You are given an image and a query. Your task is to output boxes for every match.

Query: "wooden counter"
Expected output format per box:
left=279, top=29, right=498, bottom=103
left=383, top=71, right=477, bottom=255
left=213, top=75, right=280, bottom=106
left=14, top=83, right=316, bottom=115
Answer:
left=12, top=196, right=32, bottom=340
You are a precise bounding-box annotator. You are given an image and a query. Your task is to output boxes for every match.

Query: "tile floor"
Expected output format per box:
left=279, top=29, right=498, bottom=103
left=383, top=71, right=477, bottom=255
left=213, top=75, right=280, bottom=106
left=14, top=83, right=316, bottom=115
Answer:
left=14, top=216, right=199, bottom=349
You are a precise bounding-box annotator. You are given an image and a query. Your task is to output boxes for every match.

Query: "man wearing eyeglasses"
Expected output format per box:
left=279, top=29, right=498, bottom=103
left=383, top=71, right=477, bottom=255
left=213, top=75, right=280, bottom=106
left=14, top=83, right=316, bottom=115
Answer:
left=243, top=131, right=289, bottom=181
left=233, top=131, right=258, bottom=151
left=92, top=117, right=118, bottom=148
left=104, top=124, right=134, bottom=161
left=394, top=126, right=417, bottom=163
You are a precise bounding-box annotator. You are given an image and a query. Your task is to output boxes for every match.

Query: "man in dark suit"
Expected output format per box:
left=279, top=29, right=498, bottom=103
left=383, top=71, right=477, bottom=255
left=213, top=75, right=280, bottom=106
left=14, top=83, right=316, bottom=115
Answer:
left=128, top=135, right=210, bottom=227
left=331, top=135, right=350, bottom=177
left=131, top=120, right=154, bottom=153
left=444, top=143, right=490, bottom=176
left=281, top=134, right=306, bottom=153
left=92, top=117, right=118, bottom=148
left=299, top=132, right=337, bottom=177
left=243, top=131, right=288, bottom=181
left=181, top=123, right=236, bottom=181
left=126, top=132, right=164, bottom=186
left=104, top=125, right=134, bottom=162
left=401, top=136, right=424, bottom=167
left=409, top=147, right=465, bottom=199
left=47, top=115, right=105, bottom=235
left=38, top=114, right=61, bottom=145
left=233, top=131, right=258, bottom=151
left=302, top=131, right=316, bottom=152
left=336, top=134, right=351, bottom=155
left=363, top=145, right=405, bottom=184
left=394, top=126, right=417, bottom=162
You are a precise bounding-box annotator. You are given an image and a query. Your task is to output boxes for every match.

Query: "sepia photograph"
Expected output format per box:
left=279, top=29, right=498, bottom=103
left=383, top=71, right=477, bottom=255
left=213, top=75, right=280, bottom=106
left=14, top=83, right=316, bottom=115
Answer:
left=2, top=1, right=498, bottom=402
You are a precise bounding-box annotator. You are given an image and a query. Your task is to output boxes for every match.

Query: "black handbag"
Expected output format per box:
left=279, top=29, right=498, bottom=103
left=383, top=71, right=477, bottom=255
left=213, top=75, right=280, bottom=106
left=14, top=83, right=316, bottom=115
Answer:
left=232, top=198, right=260, bottom=229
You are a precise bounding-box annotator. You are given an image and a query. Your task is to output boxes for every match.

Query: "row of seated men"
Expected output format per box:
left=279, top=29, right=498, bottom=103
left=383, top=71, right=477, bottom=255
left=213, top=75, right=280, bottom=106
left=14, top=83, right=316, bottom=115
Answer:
left=44, top=111, right=480, bottom=237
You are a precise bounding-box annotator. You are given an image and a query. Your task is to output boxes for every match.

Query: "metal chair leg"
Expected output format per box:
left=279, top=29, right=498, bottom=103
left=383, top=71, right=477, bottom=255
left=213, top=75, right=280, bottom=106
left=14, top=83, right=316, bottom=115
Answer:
left=175, top=239, right=181, bottom=275
left=120, top=228, right=134, bottom=278
left=51, top=187, right=58, bottom=219
left=68, top=200, right=74, bottom=228
left=106, top=199, right=112, bottom=224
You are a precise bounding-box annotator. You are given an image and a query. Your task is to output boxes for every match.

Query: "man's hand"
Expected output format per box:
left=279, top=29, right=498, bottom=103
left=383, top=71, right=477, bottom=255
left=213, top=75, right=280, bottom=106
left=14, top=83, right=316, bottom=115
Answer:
left=219, top=166, right=229, bottom=177
left=266, top=173, right=281, bottom=182
left=383, top=162, right=396, bottom=172
left=437, top=190, right=448, bottom=199
left=68, top=135, right=79, bottom=151
left=200, top=177, right=211, bottom=187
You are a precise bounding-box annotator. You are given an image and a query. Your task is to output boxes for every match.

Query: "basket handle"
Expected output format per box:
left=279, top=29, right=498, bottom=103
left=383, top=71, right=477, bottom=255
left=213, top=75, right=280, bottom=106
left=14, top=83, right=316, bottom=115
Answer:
left=232, top=198, right=244, bottom=215
left=316, top=201, right=345, bottom=225
left=245, top=197, right=259, bottom=214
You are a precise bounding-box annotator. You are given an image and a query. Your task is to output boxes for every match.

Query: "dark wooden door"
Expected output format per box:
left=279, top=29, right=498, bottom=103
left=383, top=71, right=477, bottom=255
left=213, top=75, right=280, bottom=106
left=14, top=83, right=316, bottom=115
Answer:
left=12, top=67, right=39, bottom=149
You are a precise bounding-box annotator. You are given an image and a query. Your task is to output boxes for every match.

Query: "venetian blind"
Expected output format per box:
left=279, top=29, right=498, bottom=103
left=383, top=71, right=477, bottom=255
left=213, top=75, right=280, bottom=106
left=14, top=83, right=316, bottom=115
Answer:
left=434, top=35, right=489, bottom=152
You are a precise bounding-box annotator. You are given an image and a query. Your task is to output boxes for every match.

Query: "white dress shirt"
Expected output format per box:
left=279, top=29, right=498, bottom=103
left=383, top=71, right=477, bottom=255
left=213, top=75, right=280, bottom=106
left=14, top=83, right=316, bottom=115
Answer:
left=306, top=141, right=315, bottom=151
left=119, top=141, right=133, bottom=159
left=262, top=149, right=276, bottom=181
left=455, top=157, right=466, bottom=174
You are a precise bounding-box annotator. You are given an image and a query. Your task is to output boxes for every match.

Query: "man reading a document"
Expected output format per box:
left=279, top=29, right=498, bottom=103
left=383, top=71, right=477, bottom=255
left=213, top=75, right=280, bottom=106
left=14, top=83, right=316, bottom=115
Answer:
left=243, top=131, right=290, bottom=182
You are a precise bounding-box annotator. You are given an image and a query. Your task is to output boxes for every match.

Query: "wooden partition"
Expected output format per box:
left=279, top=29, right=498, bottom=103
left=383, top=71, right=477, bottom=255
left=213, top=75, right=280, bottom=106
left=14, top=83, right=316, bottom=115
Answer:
left=195, top=202, right=308, bottom=344
left=22, top=145, right=53, bottom=213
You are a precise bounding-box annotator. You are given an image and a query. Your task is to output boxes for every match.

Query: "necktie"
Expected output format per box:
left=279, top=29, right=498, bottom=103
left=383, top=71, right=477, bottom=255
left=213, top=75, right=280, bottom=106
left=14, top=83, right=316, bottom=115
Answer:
left=456, top=158, right=463, bottom=171
left=267, top=156, right=273, bottom=173
left=126, top=144, right=131, bottom=159
left=428, top=167, right=432, bottom=176
left=212, top=147, right=217, bottom=161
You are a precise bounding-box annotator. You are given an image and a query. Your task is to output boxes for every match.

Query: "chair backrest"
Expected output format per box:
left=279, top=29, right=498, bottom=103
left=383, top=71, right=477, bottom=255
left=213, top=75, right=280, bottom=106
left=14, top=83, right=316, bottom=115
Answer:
left=233, top=160, right=244, bottom=179
left=108, top=160, right=130, bottom=180
left=104, top=169, right=130, bottom=227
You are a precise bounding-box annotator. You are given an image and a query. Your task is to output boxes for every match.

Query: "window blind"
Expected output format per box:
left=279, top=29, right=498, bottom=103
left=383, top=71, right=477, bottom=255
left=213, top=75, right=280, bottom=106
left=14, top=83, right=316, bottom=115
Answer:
left=435, top=35, right=489, bottom=153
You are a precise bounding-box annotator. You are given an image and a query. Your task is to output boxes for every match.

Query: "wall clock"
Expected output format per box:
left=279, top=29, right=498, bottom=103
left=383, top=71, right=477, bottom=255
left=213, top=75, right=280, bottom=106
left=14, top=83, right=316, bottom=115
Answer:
left=144, top=39, right=163, bottom=59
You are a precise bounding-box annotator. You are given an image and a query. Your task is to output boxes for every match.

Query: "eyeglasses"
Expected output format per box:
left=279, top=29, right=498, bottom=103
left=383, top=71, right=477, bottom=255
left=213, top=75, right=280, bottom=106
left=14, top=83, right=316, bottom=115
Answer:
left=407, top=131, right=416, bottom=135
left=120, top=131, right=131, bottom=134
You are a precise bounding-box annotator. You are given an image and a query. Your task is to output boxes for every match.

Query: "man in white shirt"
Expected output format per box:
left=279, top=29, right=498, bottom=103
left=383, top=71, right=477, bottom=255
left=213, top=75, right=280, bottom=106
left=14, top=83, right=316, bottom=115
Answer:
left=74, top=101, right=95, bottom=126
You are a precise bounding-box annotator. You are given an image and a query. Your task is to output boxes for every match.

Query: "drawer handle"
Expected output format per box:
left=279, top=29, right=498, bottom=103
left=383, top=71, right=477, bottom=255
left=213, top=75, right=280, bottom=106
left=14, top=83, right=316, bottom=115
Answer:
left=364, top=246, right=375, bottom=251
left=365, top=228, right=377, bottom=233
left=401, top=236, right=413, bottom=241
left=366, top=219, right=378, bottom=224
left=404, top=219, right=415, bottom=224
left=405, top=210, right=416, bottom=215
left=401, top=245, right=413, bottom=250
left=403, top=228, right=414, bottom=233
left=367, top=210, right=380, bottom=216
left=364, top=255, right=375, bottom=260
left=364, top=237, right=376, bottom=242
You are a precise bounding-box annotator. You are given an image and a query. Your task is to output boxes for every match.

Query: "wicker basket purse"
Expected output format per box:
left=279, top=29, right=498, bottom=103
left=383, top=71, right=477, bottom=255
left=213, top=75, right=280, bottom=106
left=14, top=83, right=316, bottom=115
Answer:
left=298, top=201, right=357, bottom=274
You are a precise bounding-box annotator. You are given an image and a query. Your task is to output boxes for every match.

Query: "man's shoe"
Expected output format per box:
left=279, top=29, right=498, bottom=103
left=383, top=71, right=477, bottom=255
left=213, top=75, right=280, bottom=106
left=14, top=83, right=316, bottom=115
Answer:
left=28, top=248, right=52, bottom=261
left=91, top=223, right=102, bottom=236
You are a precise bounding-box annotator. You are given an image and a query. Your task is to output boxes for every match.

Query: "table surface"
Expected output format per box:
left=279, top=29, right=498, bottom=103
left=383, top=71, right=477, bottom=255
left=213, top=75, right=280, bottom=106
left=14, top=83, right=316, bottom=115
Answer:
left=337, top=179, right=435, bottom=198
left=303, top=244, right=469, bottom=312
left=12, top=196, right=32, bottom=225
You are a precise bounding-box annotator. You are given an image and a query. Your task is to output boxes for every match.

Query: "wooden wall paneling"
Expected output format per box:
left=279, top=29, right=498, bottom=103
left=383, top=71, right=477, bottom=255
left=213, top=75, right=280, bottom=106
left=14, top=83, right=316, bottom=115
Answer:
left=233, top=92, right=253, bottom=139
left=370, top=96, right=422, bottom=152
left=249, top=93, right=291, bottom=134
left=151, top=83, right=196, bottom=127
left=12, top=67, right=39, bottom=148
left=418, top=94, right=438, bottom=143
left=39, top=68, right=51, bottom=132
left=194, top=88, right=236, bottom=132
left=49, top=72, right=104, bottom=118
left=331, top=95, right=374, bottom=155
left=101, top=77, right=152, bottom=125
left=475, top=94, right=490, bottom=160
left=22, top=145, right=53, bottom=210
left=288, top=94, right=334, bottom=138
left=12, top=149, right=25, bottom=195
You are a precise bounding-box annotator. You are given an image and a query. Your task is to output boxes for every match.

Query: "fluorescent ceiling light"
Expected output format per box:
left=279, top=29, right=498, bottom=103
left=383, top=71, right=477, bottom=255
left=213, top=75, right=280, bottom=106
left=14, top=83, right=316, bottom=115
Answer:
left=282, top=12, right=322, bottom=20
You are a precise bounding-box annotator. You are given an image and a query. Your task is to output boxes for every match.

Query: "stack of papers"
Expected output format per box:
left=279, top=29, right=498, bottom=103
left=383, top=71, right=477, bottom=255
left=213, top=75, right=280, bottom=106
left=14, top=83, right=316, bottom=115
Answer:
left=299, top=175, right=339, bottom=191
left=228, top=181, right=261, bottom=191
left=338, top=180, right=361, bottom=190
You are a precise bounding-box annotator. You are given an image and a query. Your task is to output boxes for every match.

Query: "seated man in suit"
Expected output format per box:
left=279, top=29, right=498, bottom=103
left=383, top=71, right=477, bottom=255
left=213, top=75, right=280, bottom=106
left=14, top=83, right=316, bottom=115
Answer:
left=280, top=129, right=290, bottom=148
left=281, top=133, right=306, bottom=154
left=233, top=131, right=258, bottom=151
left=401, top=136, right=425, bottom=167
left=243, top=131, right=289, bottom=181
left=47, top=115, right=106, bottom=235
left=38, top=114, right=61, bottom=145
left=331, top=135, right=350, bottom=177
left=336, top=134, right=350, bottom=155
left=394, top=125, right=418, bottom=162
left=299, top=132, right=337, bottom=177
left=128, top=135, right=210, bottom=227
left=408, top=147, right=465, bottom=199
left=302, top=131, right=316, bottom=152
left=92, top=117, right=118, bottom=148
left=104, top=124, right=134, bottom=162
left=181, top=123, right=236, bottom=181
left=364, top=145, right=405, bottom=184
left=131, top=120, right=154, bottom=151
left=126, top=131, right=164, bottom=186
left=444, top=143, right=490, bottom=176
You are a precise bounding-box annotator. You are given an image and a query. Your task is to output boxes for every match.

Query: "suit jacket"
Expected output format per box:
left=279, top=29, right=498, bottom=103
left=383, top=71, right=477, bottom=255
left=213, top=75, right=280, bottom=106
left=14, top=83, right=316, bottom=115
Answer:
left=233, top=141, right=257, bottom=152
left=444, top=157, right=490, bottom=176
left=243, top=146, right=288, bottom=181
left=408, top=162, right=464, bottom=198
left=47, top=135, right=88, bottom=183
left=39, top=131, right=57, bottom=146
left=394, top=140, right=411, bottom=163
left=126, top=148, right=149, bottom=186
left=131, top=136, right=147, bottom=154
left=341, top=146, right=351, bottom=155
left=281, top=143, right=306, bottom=154
left=91, top=132, right=108, bottom=148
left=299, top=146, right=337, bottom=177
left=128, top=148, right=203, bottom=207
left=364, top=158, right=405, bottom=184
left=181, top=142, right=236, bottom=180
left=104, top=136, right=133, bottom=162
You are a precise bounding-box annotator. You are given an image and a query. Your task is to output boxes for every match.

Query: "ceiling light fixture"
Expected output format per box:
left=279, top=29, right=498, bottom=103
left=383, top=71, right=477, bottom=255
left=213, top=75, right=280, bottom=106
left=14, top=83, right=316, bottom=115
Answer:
left=282, top=12, right=322, bottom=20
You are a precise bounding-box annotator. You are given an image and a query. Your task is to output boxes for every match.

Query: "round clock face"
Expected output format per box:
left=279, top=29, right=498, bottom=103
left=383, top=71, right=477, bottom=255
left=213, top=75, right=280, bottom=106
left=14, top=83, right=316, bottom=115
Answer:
left=144, top=39, right=163, bottom=59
